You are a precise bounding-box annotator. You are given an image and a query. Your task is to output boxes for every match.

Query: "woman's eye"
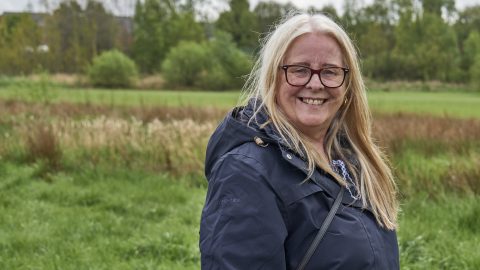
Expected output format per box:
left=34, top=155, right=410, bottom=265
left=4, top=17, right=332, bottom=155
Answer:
left=291, top=67, right=309, bottom=75
left=322, top=69, right=339, bottom=76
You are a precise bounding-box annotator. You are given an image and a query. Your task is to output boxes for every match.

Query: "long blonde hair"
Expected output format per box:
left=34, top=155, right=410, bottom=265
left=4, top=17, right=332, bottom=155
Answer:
left=241, top=13, right=398, bottom=230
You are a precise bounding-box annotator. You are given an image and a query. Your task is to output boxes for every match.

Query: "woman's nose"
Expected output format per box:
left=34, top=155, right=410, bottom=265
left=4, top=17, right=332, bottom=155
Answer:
left=306, top=73, right=325, bottom=89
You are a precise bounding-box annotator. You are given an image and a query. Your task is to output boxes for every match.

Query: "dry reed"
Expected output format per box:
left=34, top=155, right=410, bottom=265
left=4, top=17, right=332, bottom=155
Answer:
left=374, top=112, right=480, bottom=148
left=373, top=113, right=480, bottom=196
left=0, top=100, right=227, bottom=123
left=2, top=100, right=479, bottom=193
left=15, top=116, right=216, bottom=176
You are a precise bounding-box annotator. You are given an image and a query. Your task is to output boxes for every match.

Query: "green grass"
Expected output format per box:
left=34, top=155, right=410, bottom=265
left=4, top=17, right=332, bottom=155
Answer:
left=399, top=194, right=480, bottom=269
left=1, top=84, right=479, bottom=117
left=369, top=91, right=480, bottom=118
left=0, top=163, right=204, bottom=269
left=0, top=161, right=479, bottom=269
left=0, top=86, right=240, bottom=109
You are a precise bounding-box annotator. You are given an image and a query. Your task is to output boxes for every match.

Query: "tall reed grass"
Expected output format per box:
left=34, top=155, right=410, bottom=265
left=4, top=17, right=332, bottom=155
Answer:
left=374, top=113, right=480, bottom=196
left=0, top=100, right=478, bottom=195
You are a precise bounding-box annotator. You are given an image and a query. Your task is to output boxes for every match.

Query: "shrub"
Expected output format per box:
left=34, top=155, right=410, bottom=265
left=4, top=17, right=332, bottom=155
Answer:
left=161, top=42, right=210, bottom=88
left=162, top=32, right=252, bottom=90
left=464, top=31, right=480, bottom=76
left=204, top=31, right=251, bottom=90
left=198, top=63, right=232, bottom=90
left=88, top=50, right=138, bottom=88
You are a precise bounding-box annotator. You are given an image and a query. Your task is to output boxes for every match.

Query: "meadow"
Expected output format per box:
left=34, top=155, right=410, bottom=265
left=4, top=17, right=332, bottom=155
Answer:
left=0, top=76, right=479, bottom=117
left=0, top=81, right=479, bottom=269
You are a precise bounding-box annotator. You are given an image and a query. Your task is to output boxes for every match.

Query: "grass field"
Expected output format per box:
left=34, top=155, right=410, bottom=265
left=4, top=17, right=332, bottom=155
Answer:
left=0, top=84, right=240, bottom=109
left=0, top=81, right=479, bottom=118
left=368, top=91, right=480, bottom=118
left=0, top=164, right=204, bottom=269
left=0, top=80, right=479, bottom=269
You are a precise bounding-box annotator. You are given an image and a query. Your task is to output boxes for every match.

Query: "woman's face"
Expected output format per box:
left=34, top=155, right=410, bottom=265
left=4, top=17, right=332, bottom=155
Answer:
left=276, top=32, right=347, bottom=140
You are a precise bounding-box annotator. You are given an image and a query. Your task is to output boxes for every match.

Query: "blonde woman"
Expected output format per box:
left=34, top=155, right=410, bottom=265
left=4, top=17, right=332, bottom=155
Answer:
left=200, top=13, right=399, bottom=270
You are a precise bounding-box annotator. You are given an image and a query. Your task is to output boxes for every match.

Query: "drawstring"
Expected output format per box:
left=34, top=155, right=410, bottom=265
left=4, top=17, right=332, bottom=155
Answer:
left=331, top=159, right=361, bottom=201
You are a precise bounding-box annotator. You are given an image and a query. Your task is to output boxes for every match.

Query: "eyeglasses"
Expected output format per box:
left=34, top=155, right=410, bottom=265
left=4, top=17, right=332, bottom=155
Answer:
left=281, top=65, right=349, bottom=88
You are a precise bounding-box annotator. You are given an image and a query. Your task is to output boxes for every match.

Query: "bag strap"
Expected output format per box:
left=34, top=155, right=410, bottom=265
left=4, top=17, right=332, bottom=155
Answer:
left=296, top=186, right=345, bottom=270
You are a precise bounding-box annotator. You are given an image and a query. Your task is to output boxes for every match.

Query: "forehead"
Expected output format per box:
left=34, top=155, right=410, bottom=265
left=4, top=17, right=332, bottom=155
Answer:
left=283, top=33, right=343, bottom=66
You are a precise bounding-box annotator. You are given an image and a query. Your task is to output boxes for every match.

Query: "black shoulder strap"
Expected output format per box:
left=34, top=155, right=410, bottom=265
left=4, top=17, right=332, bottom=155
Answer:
left=296, top=186, right=345, bottom=270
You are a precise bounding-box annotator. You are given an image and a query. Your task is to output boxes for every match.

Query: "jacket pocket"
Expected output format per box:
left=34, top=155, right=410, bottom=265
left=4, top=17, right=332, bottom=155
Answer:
left=313, top=207, right=376, bottom=269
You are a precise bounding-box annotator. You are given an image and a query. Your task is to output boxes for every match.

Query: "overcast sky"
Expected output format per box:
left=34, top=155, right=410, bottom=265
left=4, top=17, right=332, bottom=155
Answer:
left=0, top=0, right=479, bottom=17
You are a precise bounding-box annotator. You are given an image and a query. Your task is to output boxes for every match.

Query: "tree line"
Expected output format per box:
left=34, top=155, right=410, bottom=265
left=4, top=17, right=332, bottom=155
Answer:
left=0, top=0, right=479, bottom=88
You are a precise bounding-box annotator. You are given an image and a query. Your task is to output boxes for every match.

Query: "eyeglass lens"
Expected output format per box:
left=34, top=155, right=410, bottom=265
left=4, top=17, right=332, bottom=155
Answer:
left=285, top=66, right=346, bottom=88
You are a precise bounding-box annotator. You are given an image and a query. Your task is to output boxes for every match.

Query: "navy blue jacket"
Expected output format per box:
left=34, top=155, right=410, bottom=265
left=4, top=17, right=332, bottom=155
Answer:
left=200, top=104, right=399, bottom=270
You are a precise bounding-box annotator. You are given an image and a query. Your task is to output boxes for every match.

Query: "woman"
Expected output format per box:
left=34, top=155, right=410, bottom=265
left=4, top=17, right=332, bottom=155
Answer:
left=200, top=13, right=399, bottom=270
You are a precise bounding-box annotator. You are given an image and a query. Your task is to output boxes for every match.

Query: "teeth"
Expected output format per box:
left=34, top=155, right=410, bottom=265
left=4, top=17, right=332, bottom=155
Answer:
left=301, top=98, right=325, bottom=105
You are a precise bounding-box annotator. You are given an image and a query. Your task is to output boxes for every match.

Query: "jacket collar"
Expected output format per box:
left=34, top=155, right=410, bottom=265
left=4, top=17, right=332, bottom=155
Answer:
left=277, top=146, right=364, bottom=208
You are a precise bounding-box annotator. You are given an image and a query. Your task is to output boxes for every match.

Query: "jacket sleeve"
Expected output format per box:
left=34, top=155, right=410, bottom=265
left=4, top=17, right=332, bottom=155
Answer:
left=200, top=153, right=288, bottom=270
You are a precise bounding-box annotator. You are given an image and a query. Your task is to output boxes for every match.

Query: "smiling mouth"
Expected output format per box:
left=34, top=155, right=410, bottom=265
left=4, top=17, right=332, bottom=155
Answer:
left=299, top=97, right=326, bottom=105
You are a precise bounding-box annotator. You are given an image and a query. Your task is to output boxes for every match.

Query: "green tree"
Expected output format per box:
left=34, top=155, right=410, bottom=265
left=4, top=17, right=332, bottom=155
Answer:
left=392, top=4, right=460, bottom=81
left=361, top=23, right=393, bottom=79
left=470, top=54, right=480, bottom=89
left=391, top=0, right=415, bottom=15
left=462, top=31, right=480, bottom=82
left=203, top=31, right=251, bottom=89
left=132, top=0, right=204, bottom=73
left=164, top=12, right=205, bottom=51
left=0, top=14, right=43, bottom=74
left=254, top=2, right=296, bottom=35
left=85, top=0, right=120, bottom=57
left=455, top=5, right=480, bottom=71
left=335, top=0, right=396, bottom=79
left=416, top=13, right=460, bottom=81
left=318, top=5, right=340, bottom=22
left=44, top=1, right=96, bottom=73
left=420, top=0, right=455, bottom=16
left=341, top=0, right=366, bottom=39
left=455, top=5, right=480, bottom=42
left=216, top=0, right=258, bottom=52
left=133, top=0, right=170, bottom=73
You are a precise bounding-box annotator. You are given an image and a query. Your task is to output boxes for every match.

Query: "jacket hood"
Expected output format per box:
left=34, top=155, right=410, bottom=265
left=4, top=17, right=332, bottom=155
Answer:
left=205, top=100, right=277, bottom=179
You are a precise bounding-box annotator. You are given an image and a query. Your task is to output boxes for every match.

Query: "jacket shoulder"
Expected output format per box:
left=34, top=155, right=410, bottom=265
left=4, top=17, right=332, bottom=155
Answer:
left=210, top=141, right=271, bottom=177
left=218, top=141, right=325, bottom=207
